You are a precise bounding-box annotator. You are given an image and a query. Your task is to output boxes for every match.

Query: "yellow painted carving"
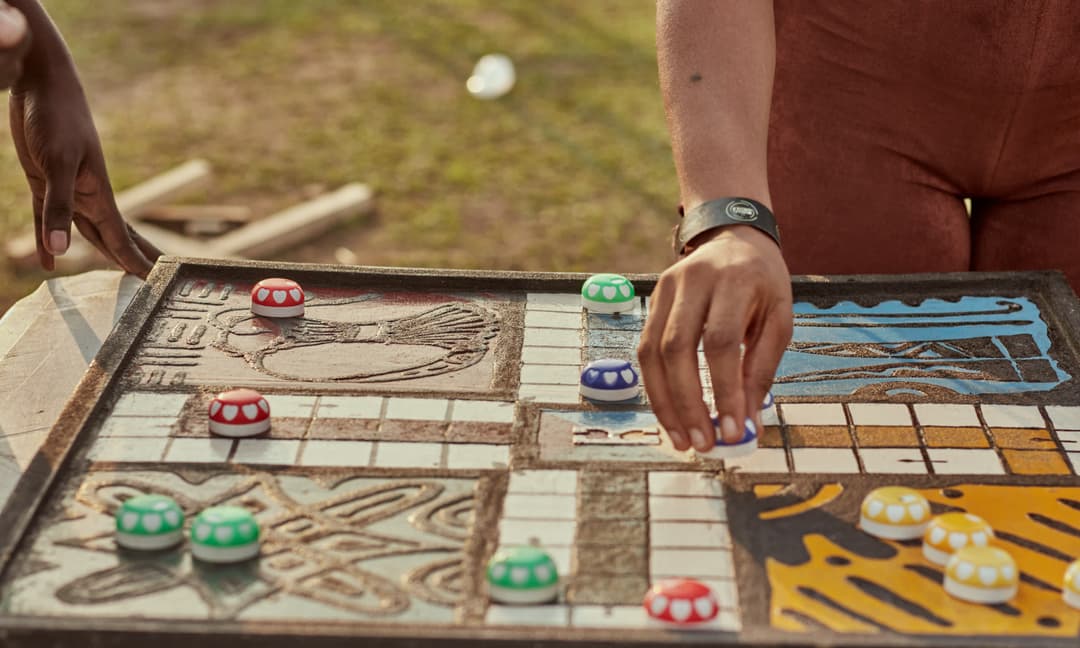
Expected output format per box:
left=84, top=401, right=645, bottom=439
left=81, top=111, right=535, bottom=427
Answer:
left=754, top=484, right=787, bottom=498
left=760, top=484, right=845, bottom=521
left=767, top=484, right=1080, bottom=637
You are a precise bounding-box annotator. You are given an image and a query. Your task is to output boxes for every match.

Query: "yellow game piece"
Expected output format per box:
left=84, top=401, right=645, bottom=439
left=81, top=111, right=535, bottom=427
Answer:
left=1063, top=559, right=1080, bottom=609
left=859, top=486, right=931, bottom=540
left=944, top=546, right=1018, bottom=604
left=923, top=512, right=994, bottom=565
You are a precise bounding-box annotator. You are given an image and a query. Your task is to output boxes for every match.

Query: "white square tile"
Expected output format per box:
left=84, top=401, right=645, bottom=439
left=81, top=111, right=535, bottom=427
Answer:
left=522, top=346, right=581, bottom=365
left=509, top=470, right=578, bottom=495
left=232, top=439, right=301, bottom=465
left=698, top=578, right=740, bottom=610
left=1055, top=430, right=1080, bottom=452
left=1067, top=452, right=1080, bottom=475
left=263, top=394, right=317, bottom=419
left=499, top=518, right=575, bottom=546
left=761, top=406, right=780, bottom=426
left=373, top=441, right=443, bottom=468
left=848, top=403, right=912, bottom=427
left=446, top=443, right=509, bottom=469
left=518, top=385, right=580, bottom=404
left=648, top=496, right=726, bottom=522
left=111, top=392, right=189, bottom=418
left=1046, top=406, right=1080, bottom=431
left=780, top=403, right=847, bottom=426
left=927, top=448, right=1004, bottom=475
left=980, top=405, right=1045, bottom=429
left=487, top=605, right=570, bottom=626
left=88, top=437, right=169, bottom=462
left=791, top=448, right=860, bottom=473
left=724, top=448, right=789, bottom=473
left=648, top=472, right=724, bottom=497
left=383, top=398, right=449, bottom=422
left=858, top=448, right=928, bottom=474
left=503, top=493, right=577, bottom=520
left=650, top=521, right=731, bottom=548
left=164, top=438, right=233, bottom=463
left=524, top=310, right=583, bottom=329
left=451, top=400, right=515, bottom=423
left=914, top=404, right=980, bottom=428
left=526, top=293, right=583, bottom=312
left=522, top=328, right=582, bottom=348
left=315, top=396, right=383, bottom=419
left=300, top=440, right=373, bottom=467
left=651, top=549, right=734, bottom=579
left=572, top=606, right=649, bottom=629
left=547, top=546, right=572, bottom=574
left=520, top=364, right=581, bottom=386
left=98, top=416, right=175, bottom=437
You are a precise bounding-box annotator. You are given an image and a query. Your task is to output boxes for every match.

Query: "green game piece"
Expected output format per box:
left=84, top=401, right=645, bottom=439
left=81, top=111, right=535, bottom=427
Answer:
left=486, top=546, right=560, bottom=604
left=114, top=494, right=185, bottom=551
left=581, top=274, right=636, bottom=314
left=190, top=506, right=260, bottom=564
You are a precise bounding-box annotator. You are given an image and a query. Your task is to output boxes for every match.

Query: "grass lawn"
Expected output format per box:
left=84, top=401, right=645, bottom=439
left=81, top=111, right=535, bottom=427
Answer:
left=0, top=0, right=678, bottom=313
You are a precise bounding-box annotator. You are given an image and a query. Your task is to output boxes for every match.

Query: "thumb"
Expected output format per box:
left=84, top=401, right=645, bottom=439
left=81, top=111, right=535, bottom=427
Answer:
left=0, top=6, right=27, bottom=49
left=42, top=162, right=77, bottom=256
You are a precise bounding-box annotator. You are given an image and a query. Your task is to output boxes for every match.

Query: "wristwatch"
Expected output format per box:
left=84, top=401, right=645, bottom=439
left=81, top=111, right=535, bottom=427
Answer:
left=674, top=197, right=781, bottom=256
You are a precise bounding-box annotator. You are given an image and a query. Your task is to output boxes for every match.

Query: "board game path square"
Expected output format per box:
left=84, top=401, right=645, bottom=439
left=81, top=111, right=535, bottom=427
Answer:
left=522, top=328, right=581, bottom=348
left=779, top=402, right=847, bottom=426
left=314, top=395, right=382, bottom=419
left=847, top=403, right=913, bottom=427
left=855, top=426, right=921, bottom=447
left=486, top=604, right=570, bottom=626
left=445, top=443, right=508, bottom=469
left=585, top=347, right=635, bottom=363
left=523, top=346, right=582, bottom=365
left=445, top=421, right=512, bottom=444
left=923, top=426, right=990, bottom=448
left=578, top=494, right=647, bottom=520
left=1057, top=430, right=1080, bottom=452
left=1001, top=449, right=1071, bottom=475
left=926, top=448, right=1005, bottom=474
left=567, top=574, right=650, bottom=605
left=306, top=417, right=380, bottom=441
left=724, top=447, right=789, bottom=473
left=651, top=549, right=734, bottom=579
left=571, top=605, right=651, bottom=629
left=579, top=471, right=646, bottom=494
left=379, top=420, right=448, bottom=442
left=98, top=416, right=176, bottom=437
left=575, top=519, right=645, bottom=545
left=648, top=496, right=726, bottom=522
left=384, top=397, right=449, bottom=422
left=508, top=470, right=577, bottom=495
left=758, top=425, right=784, bottom=447
left=526, top=292, right=582, bottom=312
left=110, top=392, right=190, bottom=418
left=914, top=403, right=981, bottom=427
left=263, top=394, right=317, bottom=419
left=502, top=493, right=577, bottom=520
left=647, top=472, right=723, bottom=498
left=788, top=426, right=852, bottom=448
left=88, top=437, right=169, bottom=462
left=521, top=364, right=581, bottom=386
left=575, top=544, right=647, bottom=575
left=650, top=521, right=732, bottom=548
left=1046, top=405, right=1080, bottom=431
left=450, top=399, right=515, bottom=423
left=300, top=440, right=373, bottom=467
left=373, top=441, right=442, bottom=468
left=164, top=437, right=233, bottom=463
left=498, top=518, right=575, bottom=546
left=790, top=447, right=860, bottom=473
left=232, top=439, right=301, bottom=465
left=1068, top=452, right=1080, bottom=475
left=857, top=448, right=928, bottom=474
left=524, top=309, right=582, bottom=329
left=980, top=404, right=1046, bottom=429
left=990, top=428, right=1058, bottom=450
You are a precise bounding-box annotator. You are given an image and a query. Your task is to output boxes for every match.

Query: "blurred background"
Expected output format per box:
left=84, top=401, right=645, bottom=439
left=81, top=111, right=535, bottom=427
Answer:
left=0, top=0, right=679, bottom=314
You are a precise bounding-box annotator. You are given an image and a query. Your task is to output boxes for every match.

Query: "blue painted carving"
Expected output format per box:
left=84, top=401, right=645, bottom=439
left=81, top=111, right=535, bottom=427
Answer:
left=773, top=297, right=1069, bottom=398
left=545, top=409, right=659, bottom=431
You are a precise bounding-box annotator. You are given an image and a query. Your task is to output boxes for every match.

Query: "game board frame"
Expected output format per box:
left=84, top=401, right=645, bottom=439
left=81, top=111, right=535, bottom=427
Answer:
left=1, top=257, right=1079, bottom=648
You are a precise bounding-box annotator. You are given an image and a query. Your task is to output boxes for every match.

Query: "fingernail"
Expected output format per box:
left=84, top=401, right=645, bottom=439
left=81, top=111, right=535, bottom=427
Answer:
left=0, top=8, right=25, bottom=47
left=667, top=430, right=688, bottom=450
left=49, top=230, right=68, bottom=255
left=688, top=427, right=708, bottom=451
left=721, top=416, right=738, bottom=443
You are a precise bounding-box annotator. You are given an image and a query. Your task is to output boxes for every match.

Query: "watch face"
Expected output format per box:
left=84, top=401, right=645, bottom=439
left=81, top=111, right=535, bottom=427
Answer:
left=725, top=199, right=759, bottom=222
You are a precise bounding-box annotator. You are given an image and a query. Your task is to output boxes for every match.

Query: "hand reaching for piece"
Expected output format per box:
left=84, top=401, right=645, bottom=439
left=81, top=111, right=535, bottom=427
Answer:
left=9, top=65, right=160, bottom=277
left=638, top=225, right=793, bottom=453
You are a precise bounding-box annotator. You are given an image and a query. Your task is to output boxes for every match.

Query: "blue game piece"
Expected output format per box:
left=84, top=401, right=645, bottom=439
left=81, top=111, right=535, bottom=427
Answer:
left=761, top=391, right=774, bottom=410
left=702, top=416, right=758, bottom=459
left=579, top=358, right=641, bottom=402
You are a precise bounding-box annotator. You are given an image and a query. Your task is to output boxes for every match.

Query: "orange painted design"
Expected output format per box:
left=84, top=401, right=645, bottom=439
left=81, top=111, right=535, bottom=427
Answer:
left=754, top=484, right=787, bottom=498
left=768, top=484, right=1080, bottom=637
left=761, top=484, right=845, bottom=521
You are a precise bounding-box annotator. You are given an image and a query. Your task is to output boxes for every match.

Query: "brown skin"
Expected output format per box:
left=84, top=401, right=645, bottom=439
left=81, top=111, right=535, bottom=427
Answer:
left=0, top=3, right=30, bottom=88
left=642, top=0, right=792, bottom=453
left=7, top=0, right=159, bottom=277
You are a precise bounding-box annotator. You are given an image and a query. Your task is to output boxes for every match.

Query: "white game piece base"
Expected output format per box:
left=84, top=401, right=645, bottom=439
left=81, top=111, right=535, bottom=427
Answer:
left=922, top=544, right=953, bottom=566
left=488, top=582, right=560, bottom=605
left=859, top=516, right=928, bottom=541
left=944, top=578, right=1016, bottom=604
left=580, top=384, right=640, bottom=402
left=251, top=303, right=304, bottom=318
left=209, top=419, right=271, bottom=438
left=701, top=439, right=758, bottom=460
left=581, top=298, right=635, bottom=314
left=1064, top=588, right=1080, bottom=610
left=116, top=529, right=183, bottom=551
left=192, top=541, right=260, bottom=564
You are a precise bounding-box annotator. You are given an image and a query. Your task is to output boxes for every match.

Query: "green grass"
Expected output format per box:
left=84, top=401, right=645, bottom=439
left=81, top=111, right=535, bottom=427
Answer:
left=0, top=0, right=677, bottom=313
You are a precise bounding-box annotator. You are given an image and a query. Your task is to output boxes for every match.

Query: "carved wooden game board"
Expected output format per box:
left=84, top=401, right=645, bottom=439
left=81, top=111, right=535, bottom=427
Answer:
left=1, top=259, right=1079, bottom=647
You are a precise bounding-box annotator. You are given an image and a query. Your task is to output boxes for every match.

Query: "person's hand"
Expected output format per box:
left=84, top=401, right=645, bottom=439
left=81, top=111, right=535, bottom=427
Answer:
left=9, top=66, right=160, bottom=277
left=638, top=225, right=793, bottom=453
left=0, top=3, right=30, bottom=89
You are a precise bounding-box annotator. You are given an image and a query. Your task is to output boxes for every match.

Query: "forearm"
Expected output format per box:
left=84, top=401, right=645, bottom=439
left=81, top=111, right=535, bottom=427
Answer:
left=656, top=0, right=775, bottom=209
left=7, top=0, right=76, bottom=90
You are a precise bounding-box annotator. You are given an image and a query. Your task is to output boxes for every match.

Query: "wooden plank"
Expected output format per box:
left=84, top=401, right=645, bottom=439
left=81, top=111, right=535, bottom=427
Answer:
left=141, top=205, right=253, bottom=224
left=208, top=183, right=373, bottom=258
left=4, top=160, right=213, bottom=266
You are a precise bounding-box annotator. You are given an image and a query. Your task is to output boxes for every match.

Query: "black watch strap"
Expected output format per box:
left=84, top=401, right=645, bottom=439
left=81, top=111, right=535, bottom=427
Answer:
left=674, top=197, right=781, bottom=255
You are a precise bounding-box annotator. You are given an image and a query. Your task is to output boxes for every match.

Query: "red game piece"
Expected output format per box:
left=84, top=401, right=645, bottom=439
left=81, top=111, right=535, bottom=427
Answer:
left=643, top=578, right=719, bottom=625
left=208, top=389, right=271, bottom=438
left=251, top=278, right=305, bottom=318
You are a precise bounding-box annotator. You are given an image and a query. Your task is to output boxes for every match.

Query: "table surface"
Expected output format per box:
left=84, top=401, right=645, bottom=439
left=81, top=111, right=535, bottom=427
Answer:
left=1, top=259, right=1079, bottom=647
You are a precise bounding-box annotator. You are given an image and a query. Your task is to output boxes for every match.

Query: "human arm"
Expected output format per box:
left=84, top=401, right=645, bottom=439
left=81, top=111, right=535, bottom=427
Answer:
left=7, top=0, right=159, bottom=276
left=639, top=0, right=793, bottom=452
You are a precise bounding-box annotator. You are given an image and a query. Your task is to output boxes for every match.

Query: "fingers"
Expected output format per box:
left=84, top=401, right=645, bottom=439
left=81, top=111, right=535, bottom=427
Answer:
left=703, top=289, right=752, bottom=444
left=31, top=194, right=51, bottom=271
left=0, top=4, right=27, bottom=49
left=42, top=159, right=77, bottom=257
left=92, top=204, right=154, bottom=277
left=127, top=223, right=163, bottom=266
left=73, top=217, right=121, bottom=267
left=742, top=302, right=793, bottom=431
left=661, top=275, right=717, bottom=452
left=639, top=278, right=689, bottom=450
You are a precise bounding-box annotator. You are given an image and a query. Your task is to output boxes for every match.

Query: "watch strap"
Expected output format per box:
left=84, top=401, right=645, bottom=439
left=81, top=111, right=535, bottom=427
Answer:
left=675, top=197, right=781, bottom=255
